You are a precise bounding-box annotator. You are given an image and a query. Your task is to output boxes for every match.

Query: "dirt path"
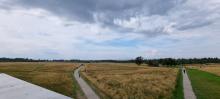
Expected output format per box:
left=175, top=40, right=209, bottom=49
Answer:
left=182, top=68, right=196, bottom=99
left=74, top=66, right=100, bottom=99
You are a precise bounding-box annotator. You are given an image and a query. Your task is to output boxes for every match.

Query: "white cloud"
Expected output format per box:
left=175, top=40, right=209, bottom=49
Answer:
left=0, top=7, right=142, bottom=59
left=113, top=15, right=171, bottom=33
left=0, top=0, right=219, bottom=59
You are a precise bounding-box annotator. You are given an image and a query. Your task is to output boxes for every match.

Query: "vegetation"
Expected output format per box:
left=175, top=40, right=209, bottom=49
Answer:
left=1, top=57, right=220, bottom=65
left=147, top=58, right=220, bottom=66
left=172, top=69, right=184, bottom=99
left=0, top=62, right=79, bottom=98
left=147, top=60, right=159, bottom=67
left=81, top=63, right=178, bottom=99
left=135, top=56, right=144, bottom=65
left=197, top=64, right=220, bottom=76
left=187, top=69, right=220, bottom=99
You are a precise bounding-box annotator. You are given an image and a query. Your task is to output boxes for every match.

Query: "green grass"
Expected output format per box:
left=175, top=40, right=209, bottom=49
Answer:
left=187, top=69, right=220, bottom=99
left=172, top=69, right=184, bottom=99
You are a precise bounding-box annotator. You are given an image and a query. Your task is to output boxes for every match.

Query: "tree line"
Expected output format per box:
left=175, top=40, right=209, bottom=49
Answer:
left=0, top=57, right=220, bottom=67
left=135, top=57, right=220, bottom=67
left=0, top=57, right=134, bottom=63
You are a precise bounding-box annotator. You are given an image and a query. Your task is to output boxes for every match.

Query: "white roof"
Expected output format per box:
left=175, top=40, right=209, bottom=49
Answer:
left=0, top=73, right=72, bottom=99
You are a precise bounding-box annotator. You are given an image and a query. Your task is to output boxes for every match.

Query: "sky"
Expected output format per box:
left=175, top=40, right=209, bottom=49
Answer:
left=0, top=0, right=220, bottom=60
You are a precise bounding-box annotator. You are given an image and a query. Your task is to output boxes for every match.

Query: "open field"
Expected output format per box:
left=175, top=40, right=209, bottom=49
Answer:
left=81, top=63, right=179, bottom=99
left=198, top=65, right=220, bottom=76
left=0, top=62, right=78, bottom=98
left=187, top=69, right=220, bottom=99
left=187, top=64, right=220, bottom=76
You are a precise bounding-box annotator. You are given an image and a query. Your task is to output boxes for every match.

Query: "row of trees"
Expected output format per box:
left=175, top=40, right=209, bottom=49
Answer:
left=135, top=57, right=220, bottom=67
left=1, top=57, right=220, bottom=67
left=0, top=58, right=44, bottom=62
left=0, top=57, right=134, bottom=63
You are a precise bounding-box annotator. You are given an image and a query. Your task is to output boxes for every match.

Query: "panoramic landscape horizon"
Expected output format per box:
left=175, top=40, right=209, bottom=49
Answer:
left=0, top=0, right=219, bottom=59
left=0, top=0, right=220, bottom=99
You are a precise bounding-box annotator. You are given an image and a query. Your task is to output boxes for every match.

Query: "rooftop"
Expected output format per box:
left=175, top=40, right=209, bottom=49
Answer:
left=0, top=73, right=72, bottom=99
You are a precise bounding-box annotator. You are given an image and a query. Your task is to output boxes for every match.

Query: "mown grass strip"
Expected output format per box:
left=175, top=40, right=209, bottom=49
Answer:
left=187, top=69, right=220, bottom=99
left=172, top=69, right=184, bottom=99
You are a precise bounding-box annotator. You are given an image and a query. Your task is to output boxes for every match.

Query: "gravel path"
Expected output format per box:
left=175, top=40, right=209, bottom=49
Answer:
left=74, top=66, right=100, bottom=99
left=182, top=68, right=196, bottom=99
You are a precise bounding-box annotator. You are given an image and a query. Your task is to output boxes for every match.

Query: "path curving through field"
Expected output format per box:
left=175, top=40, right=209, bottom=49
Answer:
left=182, top=68, right=196, bottom=99
left=74, top=66, right=100, bottom=99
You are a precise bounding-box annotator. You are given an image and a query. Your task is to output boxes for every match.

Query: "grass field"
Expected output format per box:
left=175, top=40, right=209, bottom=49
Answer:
left=81, top=63, right=179, bottom=99
left=187, top=69, right=220, bottom=99
left=187, top=64, right=220, bottom=76
left=172, top=69, right=184, bottom=99
left=198, top=65, right=220, bottom=76
left=0, top=62, right=79, bottom=98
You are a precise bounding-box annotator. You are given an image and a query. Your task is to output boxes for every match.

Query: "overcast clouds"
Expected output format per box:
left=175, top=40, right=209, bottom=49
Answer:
left=0, top=0, right=220, bottom=59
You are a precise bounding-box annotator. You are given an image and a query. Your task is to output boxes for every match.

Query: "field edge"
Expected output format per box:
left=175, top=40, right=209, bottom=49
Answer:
left=187, top=68, right=220, bottom=99
left=172, top=69, right=184, bottom=99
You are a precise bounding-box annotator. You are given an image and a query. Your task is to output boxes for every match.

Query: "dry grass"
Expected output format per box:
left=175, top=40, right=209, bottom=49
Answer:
left=200, top=67, right=220, bottom=76
left=198, top=64, right=220, bottom=76
left=186, top=64, right=220, bottom=76
left=81, top=63, right=178, bottom=99
left=0, top=62, right=77, bottom=98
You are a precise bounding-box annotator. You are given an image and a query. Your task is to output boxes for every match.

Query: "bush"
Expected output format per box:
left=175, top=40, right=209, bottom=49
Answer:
left=135, top=56, right=144, bottom=65
left=148, top=60, right=159, bottom=67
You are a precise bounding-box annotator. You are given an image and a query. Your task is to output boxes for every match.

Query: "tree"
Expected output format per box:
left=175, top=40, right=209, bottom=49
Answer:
left=135, top=56, right=144, bottom=65
left=148, top=60, right=159, bottom=67
left=159, top=58, right=177, bottom=66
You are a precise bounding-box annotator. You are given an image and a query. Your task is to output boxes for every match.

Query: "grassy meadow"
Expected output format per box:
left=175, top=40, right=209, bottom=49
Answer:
left=187, top=69, right=220, bottom=99
left=187, top=64, right=220, bottom=76
left=186, top=64, right=220, bottom=99
left=81, top=63, right=179, bottom=99
left=198, top=64, right=220, bottom=76
left=0, top=62, right=79, bottom=98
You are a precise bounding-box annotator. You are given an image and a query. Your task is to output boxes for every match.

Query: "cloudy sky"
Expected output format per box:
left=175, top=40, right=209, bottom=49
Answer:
left=0, top=0, right=220, bottom=59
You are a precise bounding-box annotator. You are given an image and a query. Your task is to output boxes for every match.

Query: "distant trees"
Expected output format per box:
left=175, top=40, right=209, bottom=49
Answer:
left=159, top=58, right=177, bottom=66
left=0, top=57, right=220, bottom=66
left=0, top=57, right=134, bottom=63
left=146, top=57, right=220, bottom=67
left=147, top=60, right=159, bottom=67
left=175, top=58, right=220, bottom=64
left=135, top=56, right=144, bottom=65
left=0, top=58, right=42, bottom=62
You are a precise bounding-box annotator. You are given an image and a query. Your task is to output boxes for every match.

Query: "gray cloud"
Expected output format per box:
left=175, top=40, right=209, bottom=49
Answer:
left=8, top=0, right=186, bottom=37
left=1, top=0, right=219, bottom=37
left=176, top=21, right=213, bottom=30
left=13, top=0, right=177, bottom=22
left=0, top=0, right=220, bottom=59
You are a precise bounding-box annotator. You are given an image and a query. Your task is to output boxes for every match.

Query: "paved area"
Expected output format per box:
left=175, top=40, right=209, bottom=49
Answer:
left=0, top=73, right=72, bottom=99
left=182, top=68, right=197, bottom=99
left=74, top=66, right=100, bottom=99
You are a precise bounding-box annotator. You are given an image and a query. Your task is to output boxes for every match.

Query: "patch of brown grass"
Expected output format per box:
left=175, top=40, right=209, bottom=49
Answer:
left=0, top=62, right=77, bottom=98
left=198, top=64, right=220, bottom=76
left=81, top=63, right=178, bottom=99
left=186, top=64, right=220, bottom=76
